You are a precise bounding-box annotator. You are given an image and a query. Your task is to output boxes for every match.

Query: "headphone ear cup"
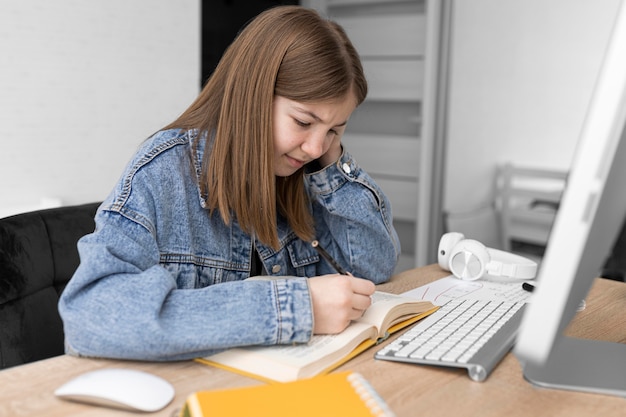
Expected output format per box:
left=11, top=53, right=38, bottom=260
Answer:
left=448, top=239, right=490, bottom=281
left=438, top=232, right=465, bottom=270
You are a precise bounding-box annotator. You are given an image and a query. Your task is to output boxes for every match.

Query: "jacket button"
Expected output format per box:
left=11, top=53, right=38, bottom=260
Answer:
left=272, top=265, right=281, bottom=273
left=342, top=162, right=351, bottom=174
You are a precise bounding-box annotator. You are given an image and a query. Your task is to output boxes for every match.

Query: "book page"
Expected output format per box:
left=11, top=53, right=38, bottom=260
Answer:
left=205, top=321, right=377, bottom=382
left=242, top=322, right=376, bottom=365
left=357, top=291, right=433, bottom=336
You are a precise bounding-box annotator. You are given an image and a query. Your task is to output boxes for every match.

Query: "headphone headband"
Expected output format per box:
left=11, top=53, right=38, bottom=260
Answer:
left=438, top=232, right=537, bottom=281
left=485, top=248, right=537, bottom=279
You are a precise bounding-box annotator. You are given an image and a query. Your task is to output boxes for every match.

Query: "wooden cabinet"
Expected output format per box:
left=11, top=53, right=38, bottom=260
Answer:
left=302, top=0, right=446, bottom=270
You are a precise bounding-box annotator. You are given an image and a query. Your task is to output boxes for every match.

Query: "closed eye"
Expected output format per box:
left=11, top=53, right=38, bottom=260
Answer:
left=294, top=119, right=310, bottom=127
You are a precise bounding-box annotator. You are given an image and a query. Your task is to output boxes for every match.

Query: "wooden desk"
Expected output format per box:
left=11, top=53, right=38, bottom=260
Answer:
left=2, top=264, right=626, bottom=417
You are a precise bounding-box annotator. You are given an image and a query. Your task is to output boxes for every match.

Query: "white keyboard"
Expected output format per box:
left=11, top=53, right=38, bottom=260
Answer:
left=375, top=298, right=526, bottom=382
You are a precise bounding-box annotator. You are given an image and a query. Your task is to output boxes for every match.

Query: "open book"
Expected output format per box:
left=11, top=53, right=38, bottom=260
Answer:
left=196, top=291, right=437, bottom=383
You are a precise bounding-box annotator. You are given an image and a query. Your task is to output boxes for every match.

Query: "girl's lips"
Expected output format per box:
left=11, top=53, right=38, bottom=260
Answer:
left=286, top=155, right=306, bottom=169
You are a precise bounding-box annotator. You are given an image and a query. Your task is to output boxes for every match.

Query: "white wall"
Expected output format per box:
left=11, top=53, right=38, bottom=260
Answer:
left=443, top=0, right=622, bottom=247
left=0, top=0, right=200, bottom=218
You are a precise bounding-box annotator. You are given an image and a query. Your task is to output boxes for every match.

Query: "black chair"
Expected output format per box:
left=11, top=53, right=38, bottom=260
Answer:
left=0, top=202, right=100, bottom=369
left=603, top=218, right=626, bottom=281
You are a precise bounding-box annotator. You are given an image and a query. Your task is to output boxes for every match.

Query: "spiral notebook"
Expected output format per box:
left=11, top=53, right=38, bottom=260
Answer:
left=179, top=371, right=396, bottom=417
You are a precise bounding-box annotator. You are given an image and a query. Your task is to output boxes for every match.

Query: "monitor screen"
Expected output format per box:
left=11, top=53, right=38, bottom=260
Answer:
left=514, top=0, right=626, bottom=396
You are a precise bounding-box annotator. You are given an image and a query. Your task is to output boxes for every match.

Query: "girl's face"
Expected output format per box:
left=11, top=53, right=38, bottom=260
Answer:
left=272, top=94, right=356, bottom=177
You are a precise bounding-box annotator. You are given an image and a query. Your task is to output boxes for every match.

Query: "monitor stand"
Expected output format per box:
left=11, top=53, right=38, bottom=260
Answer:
left=519, top=336, right=626, bottom=397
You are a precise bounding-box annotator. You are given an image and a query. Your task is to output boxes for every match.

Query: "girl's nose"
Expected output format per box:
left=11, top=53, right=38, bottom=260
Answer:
left=301, top=132, right=327, bottom=159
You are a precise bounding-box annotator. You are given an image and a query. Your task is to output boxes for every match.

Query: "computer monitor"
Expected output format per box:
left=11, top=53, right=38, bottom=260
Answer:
left=514, top=0, right=626, bottom=396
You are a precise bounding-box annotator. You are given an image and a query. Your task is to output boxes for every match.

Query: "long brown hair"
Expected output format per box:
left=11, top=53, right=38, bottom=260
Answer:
left=164, top=6, right=367, bottom=249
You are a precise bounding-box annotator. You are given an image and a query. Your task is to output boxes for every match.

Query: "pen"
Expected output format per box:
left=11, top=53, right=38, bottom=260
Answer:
left=311, top=240, right=348, bottom=275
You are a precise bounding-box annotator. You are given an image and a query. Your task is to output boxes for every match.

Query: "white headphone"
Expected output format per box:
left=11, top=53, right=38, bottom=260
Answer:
left=438, top=232, right=537, bottom=281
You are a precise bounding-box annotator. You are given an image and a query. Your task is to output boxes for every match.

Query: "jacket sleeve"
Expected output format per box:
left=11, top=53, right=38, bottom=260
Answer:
left=305, top=149, right=401, bottom=283
left=58, top=209, right=313, bottom=361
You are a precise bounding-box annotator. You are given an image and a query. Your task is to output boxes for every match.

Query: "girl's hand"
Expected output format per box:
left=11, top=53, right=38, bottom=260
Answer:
left=308, top=273, right=376, bottom=334
left=316, top=136, right=343, bottom=169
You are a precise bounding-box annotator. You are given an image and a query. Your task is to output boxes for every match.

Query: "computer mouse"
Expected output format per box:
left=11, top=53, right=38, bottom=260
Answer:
left=54, top=368, right=175, bottom=412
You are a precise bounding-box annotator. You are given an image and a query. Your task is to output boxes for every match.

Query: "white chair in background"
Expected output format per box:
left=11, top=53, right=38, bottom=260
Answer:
left=494, top=163, right=568, bottom=261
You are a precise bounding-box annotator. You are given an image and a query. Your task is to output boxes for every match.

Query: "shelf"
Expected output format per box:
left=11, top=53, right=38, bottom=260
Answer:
left=363, top=59, right=423, bottom=101
left=334, top=15, right=425, bottom=57
left=374, top=177, right=418, bottom=221
left=328, top=0, right=423, bottom=10
left=342, top=133, right=419, bottom=178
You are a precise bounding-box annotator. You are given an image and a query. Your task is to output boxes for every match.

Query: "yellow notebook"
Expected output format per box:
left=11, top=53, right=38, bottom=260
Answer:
left=197, top=291, right=437, bottom=383
left=179, top=371, right=396, bottom=417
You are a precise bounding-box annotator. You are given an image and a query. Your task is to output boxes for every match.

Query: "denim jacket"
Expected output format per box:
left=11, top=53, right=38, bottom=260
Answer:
left=58, top=128, right=400, bottom=361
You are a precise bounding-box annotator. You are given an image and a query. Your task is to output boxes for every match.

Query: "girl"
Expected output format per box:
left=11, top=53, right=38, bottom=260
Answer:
left=59, top=5, right=400, bottom=361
